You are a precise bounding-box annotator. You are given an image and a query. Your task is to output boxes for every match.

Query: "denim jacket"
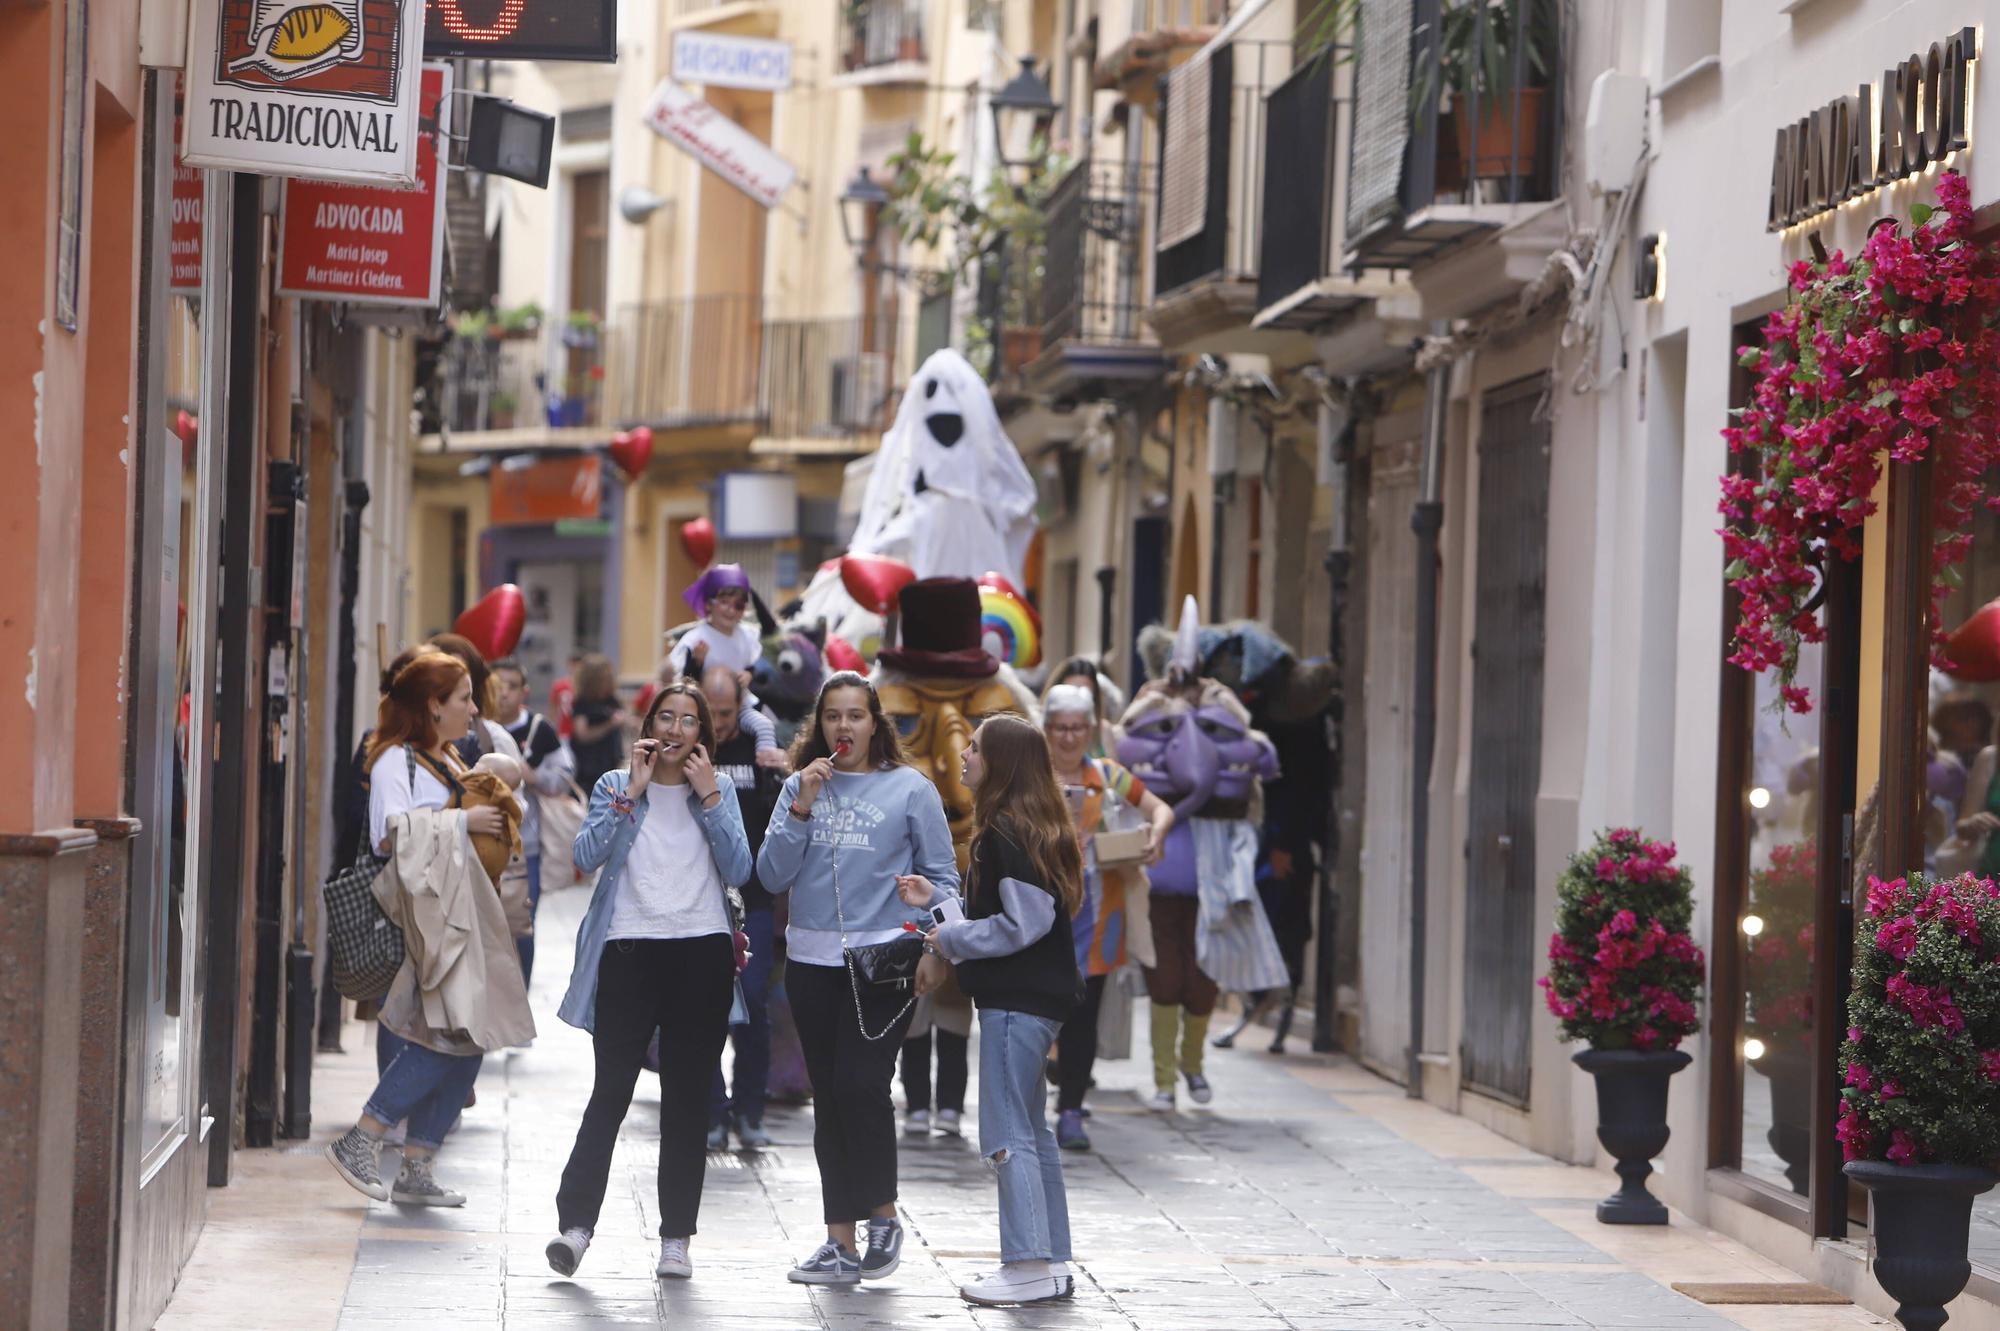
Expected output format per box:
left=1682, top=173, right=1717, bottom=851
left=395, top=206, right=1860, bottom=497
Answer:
left=557, top=769, right=754, bottom=1032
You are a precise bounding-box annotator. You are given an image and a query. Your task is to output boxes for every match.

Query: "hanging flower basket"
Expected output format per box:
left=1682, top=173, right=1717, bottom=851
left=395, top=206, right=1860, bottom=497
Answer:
left=1720, top=171, right=2000, bottom=714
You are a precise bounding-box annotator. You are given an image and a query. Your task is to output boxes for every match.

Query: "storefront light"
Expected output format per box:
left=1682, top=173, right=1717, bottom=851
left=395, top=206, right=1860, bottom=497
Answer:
left=1748, top=786, right=1772, bottom=809
left=1744, top=1038, right=1767, bottom=1062
left=1741, top=914, right=1765, bottom=937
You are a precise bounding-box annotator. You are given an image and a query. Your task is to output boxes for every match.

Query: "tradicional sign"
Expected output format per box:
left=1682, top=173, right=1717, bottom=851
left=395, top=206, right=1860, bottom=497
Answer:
left=671, top=31, right=792, bottom=92
left=182, top=0, right=427, bottom=185
left=276, top=64, right=448, bottom=304
left=1767, top=26, right=1977, bottom=233
left=643, top=80, right=798, bottom=210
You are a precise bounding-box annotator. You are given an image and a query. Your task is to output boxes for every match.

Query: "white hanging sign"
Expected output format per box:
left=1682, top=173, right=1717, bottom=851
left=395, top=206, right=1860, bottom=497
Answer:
left=643, top=80, right=797, bottom=210
left=181, top=0, right=426, bottom=184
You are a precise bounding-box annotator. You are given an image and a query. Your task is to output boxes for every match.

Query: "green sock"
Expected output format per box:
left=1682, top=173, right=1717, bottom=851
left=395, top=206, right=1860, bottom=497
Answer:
left=1150, top=1003, right=1180, bottom=1091
left=1181, top=1012, right=1211, bottom=1077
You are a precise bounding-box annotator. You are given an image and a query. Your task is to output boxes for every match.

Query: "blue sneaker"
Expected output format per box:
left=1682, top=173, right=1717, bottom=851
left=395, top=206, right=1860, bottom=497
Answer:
left=860, top=1216, right=904, bottom=1279
left=788, top=1240, right=860, bottom=1285
left=1057, top=1109, right=1090, bottom=1151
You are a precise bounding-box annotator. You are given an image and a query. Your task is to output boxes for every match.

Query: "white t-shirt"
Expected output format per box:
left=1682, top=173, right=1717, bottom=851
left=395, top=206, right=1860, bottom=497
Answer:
left=668, top=621, right=761, bottom=677
left=607, top=783, right=732, bottom=941
left=368, top=747, right=452, bottom=855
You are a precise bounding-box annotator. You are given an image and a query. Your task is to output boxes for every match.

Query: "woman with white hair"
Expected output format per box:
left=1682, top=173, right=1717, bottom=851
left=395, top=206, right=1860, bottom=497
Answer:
left=1041, top=683, right=1175, bottom=1151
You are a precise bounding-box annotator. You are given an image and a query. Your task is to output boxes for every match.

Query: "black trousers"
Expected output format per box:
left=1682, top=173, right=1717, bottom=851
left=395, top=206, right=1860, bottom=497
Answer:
left=899, top=1027, right=968, bottom=1114
left=1056, top=973, right=1109, bottom=1112
left=557, top=934, right=734, bottom=1238
left=789, top=961, right=918, bottom=1224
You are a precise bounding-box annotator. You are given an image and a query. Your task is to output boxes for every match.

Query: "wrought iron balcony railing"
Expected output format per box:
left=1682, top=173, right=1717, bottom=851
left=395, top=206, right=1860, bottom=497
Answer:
left=842, top=1, right=924, bottom=73
left=1041, top=159, right=1156, bottom=347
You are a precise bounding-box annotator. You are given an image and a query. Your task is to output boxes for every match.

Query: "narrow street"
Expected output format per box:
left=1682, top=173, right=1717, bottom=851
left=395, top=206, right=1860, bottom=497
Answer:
left=156, top=885, right=1885, bottom=1331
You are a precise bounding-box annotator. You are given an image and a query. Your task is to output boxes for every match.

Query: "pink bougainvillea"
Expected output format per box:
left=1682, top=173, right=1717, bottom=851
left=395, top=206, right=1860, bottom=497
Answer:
left=1540, top=828, right=1705, bottom=1050
left=1720, top=171, right=2000, bottom=713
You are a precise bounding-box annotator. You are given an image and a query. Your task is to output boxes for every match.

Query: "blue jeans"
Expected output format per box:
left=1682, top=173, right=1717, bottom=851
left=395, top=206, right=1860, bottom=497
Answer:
left=364, top=1040, right=483, bottom=1151
left=709, top=909, right=773, bottom=1127
left=976, top=1008, right=1072, bottom=1264
left=517, top=854, right=543, bottom=981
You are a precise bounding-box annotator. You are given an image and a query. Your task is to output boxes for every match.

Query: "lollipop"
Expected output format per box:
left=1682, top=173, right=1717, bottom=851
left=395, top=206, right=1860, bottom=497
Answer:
left=979, top=584, right=1042, bottom=669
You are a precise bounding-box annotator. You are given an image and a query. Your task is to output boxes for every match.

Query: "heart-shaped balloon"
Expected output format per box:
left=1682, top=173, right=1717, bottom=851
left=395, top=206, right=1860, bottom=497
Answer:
left=174, top=409, right=200, bottom=445
left=840, top=554, right=918, bottom=615
left=609, top=425, right=654, bottom=482
left=454, top=584, right=527, bottom=660
left=1947, top=598, right=2000, bottom=682
left=824, top=637, right=866, bottom=674
left=680, top=516, right=716, bottom=568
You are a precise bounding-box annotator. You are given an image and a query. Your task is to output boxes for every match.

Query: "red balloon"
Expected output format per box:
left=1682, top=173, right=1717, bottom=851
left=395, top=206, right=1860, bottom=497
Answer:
left=173, top=409, right=200, bottom=445
left=609, top=426, right=654, bottom=482
left=825, top=637, right=866, bottom=674
left=455, top=584, right=527, bottom=660
left=1947, top=599, right=2000, bottom=682
left=680, top=516, right=717, bottom=568
left=840, top=554, right=917, bottom=615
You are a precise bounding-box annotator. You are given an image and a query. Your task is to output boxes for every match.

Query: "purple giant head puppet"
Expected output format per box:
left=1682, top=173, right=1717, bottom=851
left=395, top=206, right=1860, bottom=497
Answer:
left=1116, top=680, right=1278, bottom=822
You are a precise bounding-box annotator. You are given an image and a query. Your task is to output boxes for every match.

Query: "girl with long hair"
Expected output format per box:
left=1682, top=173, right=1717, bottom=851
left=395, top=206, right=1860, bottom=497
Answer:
left=326, top=651, right=523, bottom=1208
left=568, top=652, right=631, bottom=793
left=899, top=714, right=1084, bottom=1306
left=546, top=680, right=753, bottom=1281
left=756, top=672, right=959, bottom=1286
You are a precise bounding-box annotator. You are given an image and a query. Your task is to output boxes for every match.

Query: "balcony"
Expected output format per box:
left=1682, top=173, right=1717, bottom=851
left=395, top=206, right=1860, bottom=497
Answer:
left=440, top=325, right=609, bottom=437
left=838, top=1, right=926, bottom=86
left=1095, top=0, right=1233, bottom=92
left=758, top=317, right=896, bottom=444
left=1345, top=0, right=1563, bottom=270
left=1028, top=159, right=1171, bottom=404
left=605, top=295, right=764, bottom=431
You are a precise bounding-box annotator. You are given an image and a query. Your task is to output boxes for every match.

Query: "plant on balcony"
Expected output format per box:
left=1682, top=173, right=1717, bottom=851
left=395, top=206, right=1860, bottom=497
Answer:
left=1720, top=172, right=2000, bottom=713
left=498, top=302, right=543, bottom=338
left=1409, top=0, right=1555, bottom=191
left=1540, top=827, right=1703, bottom=1225
left=1839, top=870, right=2000, bottom=1329
left=842, top=0, right=870, bottom=70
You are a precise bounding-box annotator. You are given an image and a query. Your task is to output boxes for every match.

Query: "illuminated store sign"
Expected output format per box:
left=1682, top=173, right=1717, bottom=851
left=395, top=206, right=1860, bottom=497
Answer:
left=422, top=0, right=615, bottom=62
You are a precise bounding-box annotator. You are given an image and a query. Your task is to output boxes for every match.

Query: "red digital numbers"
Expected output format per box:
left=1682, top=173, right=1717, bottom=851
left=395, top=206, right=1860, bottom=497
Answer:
left=422, top=0, right=615, bottom=62
left=432, top=0, right=526, bottom=42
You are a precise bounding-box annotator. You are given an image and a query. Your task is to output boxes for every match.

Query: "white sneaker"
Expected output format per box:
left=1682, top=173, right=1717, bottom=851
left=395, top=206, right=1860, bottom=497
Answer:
left=904, top=1109, right=932, bottom=1136
left=546, top=1227, right=592, bottom=1277
left=656, top=1237, right=693, bottom=1279
left=1050, top=1261, right=1077, bottom=1299
left=1146, top=1088, right=1176, bottom=1112
left=935, top=1108, right=963, bottom=1138
left=960, top=1261, right=1071, bottom=1306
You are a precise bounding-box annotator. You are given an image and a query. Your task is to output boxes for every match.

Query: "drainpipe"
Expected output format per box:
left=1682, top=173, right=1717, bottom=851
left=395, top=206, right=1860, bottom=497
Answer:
left=1406, top=339, right=1449, bottom=1099
left=1313, top=391, right=1353, bottom=1053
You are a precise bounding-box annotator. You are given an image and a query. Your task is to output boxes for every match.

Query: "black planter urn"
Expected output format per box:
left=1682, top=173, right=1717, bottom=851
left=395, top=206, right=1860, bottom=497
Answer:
left=1845, top=1160, right=1999, bottom=1331
left=1573, top=1047, right=1692, bottom=1224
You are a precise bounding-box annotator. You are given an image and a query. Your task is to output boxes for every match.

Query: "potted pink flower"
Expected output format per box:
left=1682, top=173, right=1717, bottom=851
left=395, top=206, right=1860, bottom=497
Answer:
left=1539, top=827, right=1705, bottom=1224
left=1841, top=872, right=2000, bottom=1331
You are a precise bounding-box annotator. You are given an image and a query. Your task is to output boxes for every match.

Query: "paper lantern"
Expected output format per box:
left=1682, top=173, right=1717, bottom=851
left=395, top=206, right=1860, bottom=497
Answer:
left=824, top=637, right=866, bottom=674
left=1946, top=598, right=2000, bottom=682
left=840, top=553, right=917, bottom=615
left=679, top=516, right=716, bottom=568
left=454, top=584, right=527, bottom=660
left=609, top=425, right=654, bottom=482
left=979, top=584, right=1042, bottom=668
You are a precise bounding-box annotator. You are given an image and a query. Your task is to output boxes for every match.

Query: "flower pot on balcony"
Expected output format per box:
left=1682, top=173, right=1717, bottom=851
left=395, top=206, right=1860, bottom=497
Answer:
left=898, top=34, right=921, bottom=62
left=1437, top=87, right=1545, bottom=195
left=1844, top=1161, right=1998, bottom=1331
left=1000, top=326, right=1043, bottom=374
left=1572, top=1047, right=1691, bottom=1225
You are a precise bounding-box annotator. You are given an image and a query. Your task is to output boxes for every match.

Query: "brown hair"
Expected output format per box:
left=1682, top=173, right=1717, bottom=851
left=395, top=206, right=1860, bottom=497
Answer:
left=639, top=679, right=717, bottom=758
left=965, top=714, right=1083, bottom=916
left=428, top=632, right=495, bottom=717
left=789, top=671, right=908, bottom=772
left=1044, top=655, right=1104, bottom=719
left=366, top=650, right=469, bottom=770
left=574, top=652, right=618, bottom=704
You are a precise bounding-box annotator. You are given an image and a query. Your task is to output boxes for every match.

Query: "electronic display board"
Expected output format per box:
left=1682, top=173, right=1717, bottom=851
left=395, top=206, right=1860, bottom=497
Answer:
left=423, top=0, right=616, bottom=62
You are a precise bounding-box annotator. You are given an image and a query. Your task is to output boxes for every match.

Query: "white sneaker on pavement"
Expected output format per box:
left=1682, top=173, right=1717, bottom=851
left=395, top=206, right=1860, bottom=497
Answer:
left=959, top=1260, right=1072, bottom=1306
left=935, top=1108, right=963, bottom=1138
left=904, top=1109, right=931, bottom=1136
left=656, top=1237, right=693, bottom=1279
left=1146, top=1088, right=1176, bottom=1112
left=546, top=1227, right=592, bottom=1277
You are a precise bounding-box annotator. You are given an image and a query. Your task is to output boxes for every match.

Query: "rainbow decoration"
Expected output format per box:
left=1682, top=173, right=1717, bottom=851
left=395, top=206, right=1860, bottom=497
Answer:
left=979, top=583, right=1042, bottom=669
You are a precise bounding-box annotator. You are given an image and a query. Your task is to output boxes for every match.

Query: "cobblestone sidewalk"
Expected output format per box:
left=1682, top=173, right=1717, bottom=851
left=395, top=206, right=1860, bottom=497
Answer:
left=157, top=883, right=1891, bottom=1331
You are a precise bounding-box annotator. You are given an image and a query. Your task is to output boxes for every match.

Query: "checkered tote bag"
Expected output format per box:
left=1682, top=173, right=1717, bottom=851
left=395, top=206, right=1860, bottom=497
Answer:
left=323, top=748, right=411, bottom=1001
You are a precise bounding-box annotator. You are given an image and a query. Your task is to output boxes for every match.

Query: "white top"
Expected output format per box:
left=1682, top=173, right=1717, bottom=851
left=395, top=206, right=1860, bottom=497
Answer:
left=607, top=783, right=731, bottom=941
left=369, top=748, right=451, bottom=855
left=786, top=923, right=909, bottom=968
left=668, top=621, right=761, bottom=677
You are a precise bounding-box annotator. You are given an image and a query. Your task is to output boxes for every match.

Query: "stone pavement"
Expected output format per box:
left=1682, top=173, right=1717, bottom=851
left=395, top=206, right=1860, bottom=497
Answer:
left=157, top=883, right=1893, bottom=1331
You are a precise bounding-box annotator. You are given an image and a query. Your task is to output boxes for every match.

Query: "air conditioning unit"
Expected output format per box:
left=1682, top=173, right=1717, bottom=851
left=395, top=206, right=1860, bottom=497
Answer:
left=830, top=352, right=889, bottom=433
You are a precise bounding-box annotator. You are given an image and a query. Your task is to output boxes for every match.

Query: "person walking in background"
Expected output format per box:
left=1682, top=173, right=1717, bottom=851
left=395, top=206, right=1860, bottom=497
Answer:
left=1043, top=684, right=1173, bottom=1150
left=568, top=653, right=631, bottom=794
left=491, top=657, right=572, bottom=983
left=756, top=673, right=958, bottom=1287
left=899, top=998, right=968, bottom=1140
left=1044, top=655, right=1126, bottom=759
left=901, top=714, right=1083, bottom=1307
left=546, top=681, right=753, bottom=1282
left=700, top=665, right=784, bottom=1150
left=552, top=651, right=583, bottom=740
left=325, top=651, right=531, bottom=1208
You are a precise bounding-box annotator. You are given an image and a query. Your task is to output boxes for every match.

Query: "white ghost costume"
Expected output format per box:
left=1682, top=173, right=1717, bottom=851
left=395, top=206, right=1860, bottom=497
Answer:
left=801, top=349, right=1037, bottom=640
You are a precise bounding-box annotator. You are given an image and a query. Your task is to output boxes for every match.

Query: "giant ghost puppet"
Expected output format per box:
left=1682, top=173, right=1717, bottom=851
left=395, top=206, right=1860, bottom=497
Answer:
left=1115, top=598, right=1292, bottom=1103
left=800, top=350, right=1038, bottom=646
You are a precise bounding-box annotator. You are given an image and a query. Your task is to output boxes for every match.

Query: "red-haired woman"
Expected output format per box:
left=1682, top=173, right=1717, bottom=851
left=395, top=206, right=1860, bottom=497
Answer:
left=325, top=650, right=534, bottom=1208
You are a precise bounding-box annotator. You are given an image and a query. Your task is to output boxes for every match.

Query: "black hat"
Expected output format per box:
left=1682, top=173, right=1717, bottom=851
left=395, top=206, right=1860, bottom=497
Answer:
left=879, top=577, right=999, bottom=678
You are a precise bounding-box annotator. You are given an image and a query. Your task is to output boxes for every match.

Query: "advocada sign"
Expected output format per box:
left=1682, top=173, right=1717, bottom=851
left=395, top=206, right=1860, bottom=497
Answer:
left=183, top=0, right=427, bottom=185
left=643, top=80, right=797, bottom=210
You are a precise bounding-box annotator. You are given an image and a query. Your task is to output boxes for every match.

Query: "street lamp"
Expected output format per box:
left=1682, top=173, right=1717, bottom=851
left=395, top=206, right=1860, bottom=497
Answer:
left=990, top=54, right=1059, bottom=171
left=838, top=165, right=890, bottom=261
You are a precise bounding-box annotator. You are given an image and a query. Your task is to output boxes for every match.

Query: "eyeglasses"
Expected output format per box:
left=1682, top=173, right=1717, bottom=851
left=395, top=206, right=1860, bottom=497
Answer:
left=1047, top=722, right=1093, bottom=736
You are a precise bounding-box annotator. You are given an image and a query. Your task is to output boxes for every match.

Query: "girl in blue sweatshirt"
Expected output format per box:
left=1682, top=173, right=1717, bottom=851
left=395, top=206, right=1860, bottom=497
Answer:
left=756, top=672, right=960, bottom=1286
